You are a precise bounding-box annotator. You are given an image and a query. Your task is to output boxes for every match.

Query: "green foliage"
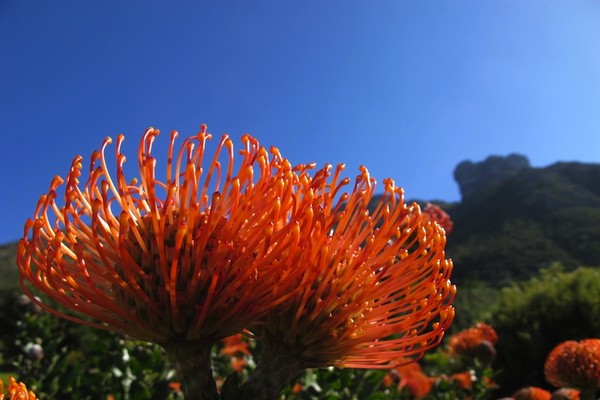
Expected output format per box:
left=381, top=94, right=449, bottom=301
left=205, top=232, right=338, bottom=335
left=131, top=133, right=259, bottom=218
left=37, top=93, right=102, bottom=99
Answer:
left=1, top=292, right=501, bottom=399
left=4, top=293, right=182, bottom=400
left=543, top=206, right=600, bottom=265
left=489, top=265, right=600, bottom=395
left=445, top=162, right=600, bottom=285
left=448, top=280, right=498, bottom=333
left=423, top=338, right=497, bottom=400
left=0, top=242, right=19, bottom=294
left=282, top=368, right=400, bottom=400
left=448, top=219, right=575, bottom=286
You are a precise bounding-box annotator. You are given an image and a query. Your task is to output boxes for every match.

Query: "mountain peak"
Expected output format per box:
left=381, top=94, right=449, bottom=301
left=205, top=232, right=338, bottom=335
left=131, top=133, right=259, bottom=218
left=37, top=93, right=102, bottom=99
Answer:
left=454, top=154, right=530, bottom=200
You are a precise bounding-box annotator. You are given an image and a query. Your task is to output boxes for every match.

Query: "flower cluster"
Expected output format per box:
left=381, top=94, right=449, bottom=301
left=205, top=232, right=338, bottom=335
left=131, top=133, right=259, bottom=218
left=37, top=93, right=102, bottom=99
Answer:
left=17, top=126, right=455, bottom=399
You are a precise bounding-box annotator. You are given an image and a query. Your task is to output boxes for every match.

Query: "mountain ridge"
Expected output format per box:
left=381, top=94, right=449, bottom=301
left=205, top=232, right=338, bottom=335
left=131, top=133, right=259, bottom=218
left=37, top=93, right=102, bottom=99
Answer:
left=443, top=155, right=600, bottom=286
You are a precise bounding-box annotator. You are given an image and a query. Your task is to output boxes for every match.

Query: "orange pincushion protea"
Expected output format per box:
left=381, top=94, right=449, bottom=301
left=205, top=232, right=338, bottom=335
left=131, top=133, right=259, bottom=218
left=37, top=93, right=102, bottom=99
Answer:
left=395, top=362, right=435, bottom=399
left=17, top=126, right=308, bottom=344
left=423, top=203, right=453, bottom=235
left=448, top=371, right=474, bottom=389
left=448, top=322, right=497, bottom=363
left=544, top=339, right=600, bottom=390
left=512, top=386, right=552, bottom=400
left=253, top=163, right=455, bottom=369
left=551, top=388, right=581, bottom=400
left=0, top=377, right=37, bottom=400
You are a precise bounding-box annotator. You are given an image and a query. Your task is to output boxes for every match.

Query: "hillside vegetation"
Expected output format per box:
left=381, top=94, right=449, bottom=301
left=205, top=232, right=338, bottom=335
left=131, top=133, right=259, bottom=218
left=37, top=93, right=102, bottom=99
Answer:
left=446, top=155, right=600, bottom=286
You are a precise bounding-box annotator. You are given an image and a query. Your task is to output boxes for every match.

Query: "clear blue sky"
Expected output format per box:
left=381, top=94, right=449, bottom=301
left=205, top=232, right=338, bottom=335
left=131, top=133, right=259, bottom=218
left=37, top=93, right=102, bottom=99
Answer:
left=2, top=1, right=600, bottom=244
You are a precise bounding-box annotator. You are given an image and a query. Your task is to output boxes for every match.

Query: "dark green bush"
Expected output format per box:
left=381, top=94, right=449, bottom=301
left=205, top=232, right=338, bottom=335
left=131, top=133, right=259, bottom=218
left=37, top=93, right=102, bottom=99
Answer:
left=489, top=265, right=600, bottom=395
left=3, top=293, right=182, bottom=400
left=447, top=280, right=498, bottom=333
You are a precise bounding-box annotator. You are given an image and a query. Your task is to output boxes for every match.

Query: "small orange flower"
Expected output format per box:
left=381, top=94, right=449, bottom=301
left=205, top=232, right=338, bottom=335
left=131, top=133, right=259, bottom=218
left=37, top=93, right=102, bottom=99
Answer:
left=17, top=126, right=311, bottom=344
left=448, top=322, right=497, bottom=364
left=0, top=377, right=37, bottom=400
left=512, top=386, right=552, bottom=400
left=220, top=333, right=251, bottom=357
left=550, top=388, right=580, bottom=400
left=544, top=339, right=600, bottom=390
left=230, top=357, right=248, bottom=373
left=395, top=362, right=435, bottom=399
left=220, top=333, right=251, bottom=372
left=168, top=382, right=182, bottom=393
left=382, top=373, right=395, bottom=388
left=291, top=383, right=302, bottom=394
left=423, top=203, right=453, bottom=235
left=449, top=371, right=474, bottom=389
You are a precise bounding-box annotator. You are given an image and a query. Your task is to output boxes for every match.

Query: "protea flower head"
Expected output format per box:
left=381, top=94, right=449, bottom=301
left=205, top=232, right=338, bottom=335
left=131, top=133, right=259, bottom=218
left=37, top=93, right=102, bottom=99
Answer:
left=0, top=377, right=37, bottom=400
left=512, top=386, right=552, bottom=400
left=249, top=162, right=455, bottom=371
left=17, top=126, right=309, bottom=345
left=395, top=362, right=435, bottom=399
left=448, top=322, right=497, bottom=364
left=423, top=203, right=453, bottom=235
left=551, top=388, right=581, bottom=400
left=544, top=339, right=600, bottom=392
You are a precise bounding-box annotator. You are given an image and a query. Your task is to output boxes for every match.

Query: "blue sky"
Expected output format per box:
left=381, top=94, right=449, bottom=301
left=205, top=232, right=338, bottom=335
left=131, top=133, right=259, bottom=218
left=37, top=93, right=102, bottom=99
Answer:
left=2, top=1, right=600, bottom=244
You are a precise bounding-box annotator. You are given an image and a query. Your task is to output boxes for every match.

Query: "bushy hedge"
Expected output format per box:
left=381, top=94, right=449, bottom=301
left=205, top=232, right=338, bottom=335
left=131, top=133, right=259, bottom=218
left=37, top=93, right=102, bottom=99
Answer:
left=489, top=265, right=600, bottom=395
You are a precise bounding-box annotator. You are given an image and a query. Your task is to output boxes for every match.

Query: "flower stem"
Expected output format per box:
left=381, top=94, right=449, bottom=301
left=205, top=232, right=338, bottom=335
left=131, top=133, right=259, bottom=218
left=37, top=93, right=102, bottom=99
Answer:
left=164, top=341, right=219, bottom=400
left=233, top=344, right=304, bottom=400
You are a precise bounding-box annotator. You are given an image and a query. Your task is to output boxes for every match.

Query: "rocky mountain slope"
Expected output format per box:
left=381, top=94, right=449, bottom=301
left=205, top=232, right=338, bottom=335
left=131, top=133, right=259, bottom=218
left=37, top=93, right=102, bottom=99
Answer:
left=445, top=154, right=600, bottom=286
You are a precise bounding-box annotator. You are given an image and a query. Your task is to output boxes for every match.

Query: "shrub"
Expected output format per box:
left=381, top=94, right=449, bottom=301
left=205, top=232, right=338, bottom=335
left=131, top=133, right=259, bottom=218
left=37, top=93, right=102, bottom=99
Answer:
left=489, top=265, right=600, bottom=395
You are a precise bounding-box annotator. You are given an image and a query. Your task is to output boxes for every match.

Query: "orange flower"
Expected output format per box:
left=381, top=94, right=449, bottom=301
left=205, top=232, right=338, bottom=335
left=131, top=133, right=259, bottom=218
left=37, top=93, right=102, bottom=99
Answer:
left=17, top=125, right=455, bottom=399
left=423, top=203, right=453, bottom=235
left=449, top=371, right=474, bottom=389
left=544, top=339, right=600, bottom=390
left=291, top=383, right=302, bottom=394
left=168, top=382, right=182, bottom=393
left=0, top=377, right=37, bottom=400
left=396, top=362, right=435, bottom=399
left=382, top=373, right=395, bottom=388
left=220, top=333, right=251, bottom=372
left=512, top=386, right=552, bottom=400
left=220, top=333, right=251, bottom=357
left=17, top=126, right=309, bottom=345
left=448, top=322, right=497, bottom=364
left=251, top=163, right=455, bottom=369
left=550, top=388, right=580, bottom=400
